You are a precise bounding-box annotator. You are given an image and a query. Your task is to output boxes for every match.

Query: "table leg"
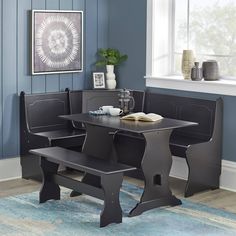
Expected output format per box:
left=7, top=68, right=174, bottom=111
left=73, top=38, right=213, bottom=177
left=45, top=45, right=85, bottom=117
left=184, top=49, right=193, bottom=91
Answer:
left=129, top=130, right=181, bottom=217
left=70, top=124, right=115, bottom=197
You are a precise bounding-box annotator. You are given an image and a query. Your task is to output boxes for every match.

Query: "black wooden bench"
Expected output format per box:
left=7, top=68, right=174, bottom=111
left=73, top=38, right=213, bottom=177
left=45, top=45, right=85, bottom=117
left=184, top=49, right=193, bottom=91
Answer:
left=20, top=91, right=86, bottom=180
left=21, top=89, right=222, bottom=197
left=30, top=146, right=136, bottom=227
left=115, top=93, right=223, bottom=197
left=20, top=89, right=144, bottom=180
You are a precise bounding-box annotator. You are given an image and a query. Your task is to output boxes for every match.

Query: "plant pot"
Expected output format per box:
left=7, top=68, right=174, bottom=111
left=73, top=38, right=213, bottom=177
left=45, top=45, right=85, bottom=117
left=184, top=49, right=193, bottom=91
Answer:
left=106, top=65, right=116, bottom=89
left=106, top=79, right=117, bottom=90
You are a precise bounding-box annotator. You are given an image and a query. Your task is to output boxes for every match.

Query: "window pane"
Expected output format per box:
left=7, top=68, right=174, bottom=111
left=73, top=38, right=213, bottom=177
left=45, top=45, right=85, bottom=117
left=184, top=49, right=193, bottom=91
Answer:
left=175, top=0, right=188, bottom=53
left=153, top=0, right=236, bottom=77
left=152, top=0, right=171, bottom=76
left=174, top=0, right=188, bottom=74
left=174, top=53, right=183, bottom=75
left=189, top=0, right=236, bottom=76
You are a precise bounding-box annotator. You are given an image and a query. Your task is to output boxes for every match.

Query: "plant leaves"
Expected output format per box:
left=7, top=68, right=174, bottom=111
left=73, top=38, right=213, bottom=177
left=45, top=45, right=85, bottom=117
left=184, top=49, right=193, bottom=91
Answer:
left=95, top=48, right=128, bottom=67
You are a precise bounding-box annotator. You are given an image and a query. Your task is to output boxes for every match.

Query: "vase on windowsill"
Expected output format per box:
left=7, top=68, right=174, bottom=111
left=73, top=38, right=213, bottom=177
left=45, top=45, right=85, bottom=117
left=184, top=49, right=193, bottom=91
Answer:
left=181, top=50, right=194, bottom=80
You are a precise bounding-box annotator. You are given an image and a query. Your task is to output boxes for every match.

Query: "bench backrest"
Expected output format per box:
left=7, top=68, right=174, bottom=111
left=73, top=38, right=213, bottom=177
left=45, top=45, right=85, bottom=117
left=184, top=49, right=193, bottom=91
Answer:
left=21, top=89, right=145, bottom=133
left=144, top=93, right=217, bottom=141
left=68, top=90, right=145, bottom=114
left=21, top=92, right=71, bottom=133
left=82, top=90, right=120, bottom=112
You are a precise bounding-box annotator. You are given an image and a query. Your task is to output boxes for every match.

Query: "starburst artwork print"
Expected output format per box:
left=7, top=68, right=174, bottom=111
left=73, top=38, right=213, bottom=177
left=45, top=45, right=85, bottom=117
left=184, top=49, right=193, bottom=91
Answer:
left=32, top=11, right=83, bottom=75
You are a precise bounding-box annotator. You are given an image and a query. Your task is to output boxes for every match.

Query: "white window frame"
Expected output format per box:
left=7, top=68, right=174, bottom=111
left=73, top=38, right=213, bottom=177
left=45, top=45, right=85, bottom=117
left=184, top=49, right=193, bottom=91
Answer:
left=146, top=0, right=236, bottom=96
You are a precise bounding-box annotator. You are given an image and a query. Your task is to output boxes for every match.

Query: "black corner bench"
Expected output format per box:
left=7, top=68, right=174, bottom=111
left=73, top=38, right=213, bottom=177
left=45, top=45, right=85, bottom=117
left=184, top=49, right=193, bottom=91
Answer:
left=115, top=93, right=223, bottom=197
left=20, top=89, right=145, bottom=180
left=20, top=89, right=223, bottom=198
left=145, top=93, right=223, bottom=197
left=20, top=91, right=86, bottom=180
left=30, top=146, right=136, bottom=227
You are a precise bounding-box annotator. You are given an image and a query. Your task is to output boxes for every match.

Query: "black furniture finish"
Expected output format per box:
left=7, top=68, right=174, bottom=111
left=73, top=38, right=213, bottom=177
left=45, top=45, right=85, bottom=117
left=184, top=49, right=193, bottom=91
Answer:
left=20, top=89, right=222, bottom=198
left=145, top=93, right=223, bottom=197
left=60, top=114, right=197, bottom=217
left=20, top=89, right=145, bottom=180
left=116, top=93, right=223, bottom=197
left=20, top=91, right=86, bottom=180
left=30, top=147, right=136, bottom=227
left=115, top=93, right=223, bottom=197
left=67, top=89, right=120, bottom=129
left=67, top=89, right=145, bottom=114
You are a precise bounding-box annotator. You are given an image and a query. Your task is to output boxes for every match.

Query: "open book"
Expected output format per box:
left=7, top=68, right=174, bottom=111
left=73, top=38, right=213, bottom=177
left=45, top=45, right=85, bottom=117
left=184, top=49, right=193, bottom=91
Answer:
left=120, top=112, right=163, bottom=122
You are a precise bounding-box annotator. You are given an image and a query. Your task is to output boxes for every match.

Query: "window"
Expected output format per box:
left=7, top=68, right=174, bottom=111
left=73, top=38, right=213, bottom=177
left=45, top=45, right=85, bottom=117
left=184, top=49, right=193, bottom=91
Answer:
left=148, top=0, right=236, bottom=78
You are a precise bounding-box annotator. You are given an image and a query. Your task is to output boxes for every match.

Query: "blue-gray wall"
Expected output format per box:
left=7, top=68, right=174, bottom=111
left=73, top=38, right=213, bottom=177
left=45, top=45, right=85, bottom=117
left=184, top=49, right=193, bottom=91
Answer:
left=1, top=0, right=236, bottom=163
left=109, top=0, right=146, bottom=90
left=108, top=0, right=236, bottom=162
left=0, top=0, right=109, bottom=159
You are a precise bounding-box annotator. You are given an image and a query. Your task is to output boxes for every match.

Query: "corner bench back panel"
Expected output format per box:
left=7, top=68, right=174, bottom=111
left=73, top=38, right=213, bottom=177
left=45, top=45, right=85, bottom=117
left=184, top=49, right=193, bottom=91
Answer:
left=68, top=90, right=83, bottom=114
left=25, top=93, right=70, bottom=133
left=82, top=90, right=120, bottom=113
left=144, top=93, right=216, bottom=141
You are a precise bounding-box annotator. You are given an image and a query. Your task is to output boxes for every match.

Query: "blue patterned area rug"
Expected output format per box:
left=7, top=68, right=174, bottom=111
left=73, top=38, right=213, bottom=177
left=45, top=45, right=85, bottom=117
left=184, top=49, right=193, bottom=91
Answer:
left=0, top=182, right=236, bottom=236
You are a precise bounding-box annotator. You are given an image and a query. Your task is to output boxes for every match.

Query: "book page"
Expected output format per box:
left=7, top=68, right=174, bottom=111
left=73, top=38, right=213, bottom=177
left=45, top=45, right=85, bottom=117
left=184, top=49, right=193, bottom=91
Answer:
left=121, top=112, right=163, bottom=122
left=146, top=113, right=163, bottom=121
left=121, top=112, right=146, bottom=121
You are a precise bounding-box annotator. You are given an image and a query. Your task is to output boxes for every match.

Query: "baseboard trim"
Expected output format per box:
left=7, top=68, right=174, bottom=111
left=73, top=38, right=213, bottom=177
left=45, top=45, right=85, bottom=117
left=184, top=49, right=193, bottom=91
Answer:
left=170, top=156, right=236, bottom=192
left=1, top=156, right=236, bottom=192
left=0, top=157, right=22, bottom=182
left=219, top=160, right=236, bottom=192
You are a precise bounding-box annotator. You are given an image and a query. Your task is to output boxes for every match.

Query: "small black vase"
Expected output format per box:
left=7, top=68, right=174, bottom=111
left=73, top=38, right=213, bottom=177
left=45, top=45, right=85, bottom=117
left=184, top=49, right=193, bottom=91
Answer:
left=191, top=62, right=203, bottom=81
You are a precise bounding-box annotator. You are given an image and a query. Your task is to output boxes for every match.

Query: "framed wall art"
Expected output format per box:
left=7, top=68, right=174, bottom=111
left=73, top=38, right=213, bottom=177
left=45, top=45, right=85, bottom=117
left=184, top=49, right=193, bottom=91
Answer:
left=92, top=72, right=106, bottom=89
left=31, top=10, right=83, bottom=75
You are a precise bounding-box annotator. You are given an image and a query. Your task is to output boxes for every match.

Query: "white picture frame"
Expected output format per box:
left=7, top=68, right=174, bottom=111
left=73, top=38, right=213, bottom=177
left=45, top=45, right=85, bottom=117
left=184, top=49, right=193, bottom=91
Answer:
left=93, top=72, right=106, bottom=89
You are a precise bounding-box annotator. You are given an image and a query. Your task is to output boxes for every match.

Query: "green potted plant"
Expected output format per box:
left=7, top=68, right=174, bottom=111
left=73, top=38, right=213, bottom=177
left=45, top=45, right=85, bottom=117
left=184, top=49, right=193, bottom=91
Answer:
left=95, top=48, right=128, bottom=89
left=95, top=48, right=128, bottom=66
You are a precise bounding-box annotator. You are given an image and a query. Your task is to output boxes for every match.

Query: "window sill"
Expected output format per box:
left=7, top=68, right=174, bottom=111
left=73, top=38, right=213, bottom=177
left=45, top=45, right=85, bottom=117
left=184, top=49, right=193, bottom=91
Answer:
left=145, top=76, right=236, bottom=96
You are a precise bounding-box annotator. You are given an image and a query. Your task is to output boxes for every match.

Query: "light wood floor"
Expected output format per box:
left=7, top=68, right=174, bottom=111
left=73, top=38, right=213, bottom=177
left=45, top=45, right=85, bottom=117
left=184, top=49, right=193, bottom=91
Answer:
left=0, top=173, right=236, bottom=214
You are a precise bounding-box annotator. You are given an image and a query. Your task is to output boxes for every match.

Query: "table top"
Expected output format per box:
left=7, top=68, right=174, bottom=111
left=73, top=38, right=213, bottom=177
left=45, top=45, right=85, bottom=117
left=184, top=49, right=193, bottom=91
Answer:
left=60, top=113, right=197, bottom=134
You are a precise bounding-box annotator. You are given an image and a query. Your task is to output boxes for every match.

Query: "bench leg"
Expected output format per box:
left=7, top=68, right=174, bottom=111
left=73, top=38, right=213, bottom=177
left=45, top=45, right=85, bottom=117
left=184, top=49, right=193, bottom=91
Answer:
left=39, top=157, right=60, bottom=203
left=185, top=143, right=221, bottom=197
left=100, top=173, right=123, bottom=227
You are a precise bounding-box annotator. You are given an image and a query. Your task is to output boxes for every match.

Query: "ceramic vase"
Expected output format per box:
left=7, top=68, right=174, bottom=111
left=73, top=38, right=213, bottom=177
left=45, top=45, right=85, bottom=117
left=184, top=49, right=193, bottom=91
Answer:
left=106, top=65, right=116, bottom=89
left=202, top=60, right=219, bottom=81
left=191, top=62, right=203, bottom=81
left=181, top=50, right=194, bottom=80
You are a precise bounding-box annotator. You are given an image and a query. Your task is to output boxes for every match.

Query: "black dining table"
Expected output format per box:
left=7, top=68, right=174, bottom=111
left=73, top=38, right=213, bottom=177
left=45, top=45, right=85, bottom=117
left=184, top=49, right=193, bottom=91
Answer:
left=60, top=113, right=197, bottom=217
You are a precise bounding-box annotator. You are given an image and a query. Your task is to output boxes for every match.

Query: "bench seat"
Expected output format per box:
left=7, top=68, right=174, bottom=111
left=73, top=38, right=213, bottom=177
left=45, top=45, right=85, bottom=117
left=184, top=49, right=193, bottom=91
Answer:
left=30, top=146, right=136, bottom=227
left=34, top=129, right=86, bottom=149
left=35, top=129, right=86, bottom=148
left=35, top=129, right=85, bottom=140
left=170, top=134, right=208, bottom=148
left=30, top=147, right=136, bottom=176
left=169, top=134, right=209, bottom=158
